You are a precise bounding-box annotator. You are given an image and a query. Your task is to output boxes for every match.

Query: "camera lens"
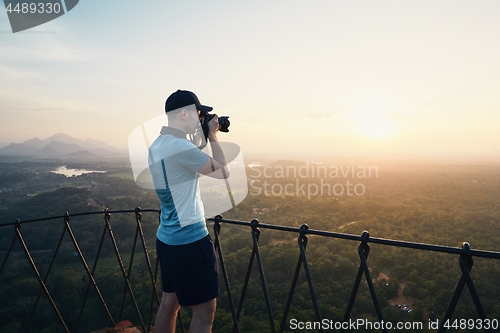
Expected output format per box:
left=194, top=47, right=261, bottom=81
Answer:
left=200, top=113, right=230, bottom=143
left=218, top=116, right=230, bottom=132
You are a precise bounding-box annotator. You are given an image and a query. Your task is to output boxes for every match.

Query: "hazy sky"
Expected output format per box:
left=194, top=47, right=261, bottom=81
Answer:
left=1, top=1, right=500, bottom=159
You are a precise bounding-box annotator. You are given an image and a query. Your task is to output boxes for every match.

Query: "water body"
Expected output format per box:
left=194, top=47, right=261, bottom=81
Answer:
left=52, top=166, right=106, bottom=177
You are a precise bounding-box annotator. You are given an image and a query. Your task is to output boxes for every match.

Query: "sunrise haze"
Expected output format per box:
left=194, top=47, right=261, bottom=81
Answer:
left=1, top=1, right=500, bottom=160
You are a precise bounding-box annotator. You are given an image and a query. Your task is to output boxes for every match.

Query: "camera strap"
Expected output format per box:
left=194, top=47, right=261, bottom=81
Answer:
left=201, top=116, right=210, bottom=142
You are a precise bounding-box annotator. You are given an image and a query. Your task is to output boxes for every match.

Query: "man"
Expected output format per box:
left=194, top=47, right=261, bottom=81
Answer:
left=148, top=90, right=230, bottom=333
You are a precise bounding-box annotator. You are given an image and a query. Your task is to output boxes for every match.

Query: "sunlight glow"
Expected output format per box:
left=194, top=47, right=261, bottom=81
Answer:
left=354, top=108, right=394, bottom=139
left=354, top=116, right=395, bottom=138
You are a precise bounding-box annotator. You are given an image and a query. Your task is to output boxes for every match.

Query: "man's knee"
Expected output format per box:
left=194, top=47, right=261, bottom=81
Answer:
left=160, top=292, right=180, bottom=313
left=192, top=298, right=216, bottom=322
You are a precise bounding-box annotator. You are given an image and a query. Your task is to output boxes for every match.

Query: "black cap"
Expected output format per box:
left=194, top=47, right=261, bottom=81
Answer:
left=165, top=90, right=213, bottom=114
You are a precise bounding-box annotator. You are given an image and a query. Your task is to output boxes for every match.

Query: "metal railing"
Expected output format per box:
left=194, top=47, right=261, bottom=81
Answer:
left=1, top=208, right=500, bottom=333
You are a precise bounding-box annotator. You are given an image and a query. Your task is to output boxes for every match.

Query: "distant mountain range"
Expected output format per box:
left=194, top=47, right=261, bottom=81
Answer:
left=0, top=133, right=126, bottom=158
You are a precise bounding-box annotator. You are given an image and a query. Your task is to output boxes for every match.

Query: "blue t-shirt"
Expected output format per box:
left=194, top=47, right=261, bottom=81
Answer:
left=148, top=127, right=209, bottom=245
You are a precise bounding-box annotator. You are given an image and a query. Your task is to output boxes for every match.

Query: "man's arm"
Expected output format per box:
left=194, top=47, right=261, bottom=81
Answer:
left=198, top=115, right=231, bottom=179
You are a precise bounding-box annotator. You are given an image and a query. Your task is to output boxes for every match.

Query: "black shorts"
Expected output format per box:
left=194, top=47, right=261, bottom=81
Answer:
left=156, top=235, right=219, bottom=306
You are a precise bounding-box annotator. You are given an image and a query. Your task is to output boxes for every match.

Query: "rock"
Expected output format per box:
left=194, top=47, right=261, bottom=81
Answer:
left=105, top=320, right=141, bottom=333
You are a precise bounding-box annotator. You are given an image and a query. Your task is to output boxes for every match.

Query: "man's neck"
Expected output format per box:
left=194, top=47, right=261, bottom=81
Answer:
left=160, top=126, right=186, bottom=138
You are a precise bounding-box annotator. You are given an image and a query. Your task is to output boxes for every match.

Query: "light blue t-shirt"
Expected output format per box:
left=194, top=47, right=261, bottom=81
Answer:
left=148, top=127, right=209, bottom=245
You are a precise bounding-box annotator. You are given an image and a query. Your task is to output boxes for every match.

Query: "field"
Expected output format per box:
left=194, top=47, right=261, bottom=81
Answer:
left=0, top=156, right=499, bottom=332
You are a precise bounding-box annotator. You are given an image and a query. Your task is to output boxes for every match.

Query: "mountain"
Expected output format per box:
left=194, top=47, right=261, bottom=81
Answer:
left=0, top=133, right=125, bottom=157
left=64, top=150, right=98, bottom=159
left=23, top=137, right=46, bottom=149
left=33, top=141, right=84, bottom=156
left=36, top=133, right=120, bottom=152
left=0, top=142, right=40, bottom=155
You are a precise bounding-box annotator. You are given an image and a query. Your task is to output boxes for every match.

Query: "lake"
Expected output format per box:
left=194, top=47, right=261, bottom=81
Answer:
left=52, top=166, right=106, bottom=177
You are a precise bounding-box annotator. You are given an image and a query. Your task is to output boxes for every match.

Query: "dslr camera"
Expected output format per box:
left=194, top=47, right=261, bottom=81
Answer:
left=200, top=112, right=230, bottom=141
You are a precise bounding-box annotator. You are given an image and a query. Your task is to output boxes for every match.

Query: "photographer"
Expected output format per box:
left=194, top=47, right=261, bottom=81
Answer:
left=148, top=90, right=230, bottom=333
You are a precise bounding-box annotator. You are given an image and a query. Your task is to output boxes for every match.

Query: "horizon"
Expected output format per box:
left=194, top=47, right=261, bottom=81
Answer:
left=2, top=131, right=500, bottom=166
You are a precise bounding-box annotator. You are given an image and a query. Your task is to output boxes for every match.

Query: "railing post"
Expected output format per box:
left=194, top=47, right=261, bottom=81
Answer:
left=234, top=220, right=259, bottom=330
left=280, top=223, right=322, bottom=332
left=15, top=218, right=70, bottom=333
left=0, top=221, right=19, bottom=279
left=147, top=209, right=164, bottom=333
left=26, top=212, right=70, bottom=332
left=360, top=231, right=386, bottom=331
left=343, top=230, right=386, bottom=333
left=104, top=208, right=146, bottom=331
left=439, top=242, right=491, bottom=333
left=250, top=218, right=276, bottom=333
left=120, top=208, right=142, bottom=320
left=343, top=231, right=367, bottom=326
left=213, top=215, right=240, bottom=333
left=298, top=224, right=322, bottom=330
left=132, top=207, right=161, bottom=333
left=76, top=209, right=115, bottom=332
left=280, top=225, right=308, bottom=333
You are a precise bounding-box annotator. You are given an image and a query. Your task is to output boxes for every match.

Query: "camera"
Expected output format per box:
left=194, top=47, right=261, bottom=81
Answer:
left=200, top=113, right=230, bottom=141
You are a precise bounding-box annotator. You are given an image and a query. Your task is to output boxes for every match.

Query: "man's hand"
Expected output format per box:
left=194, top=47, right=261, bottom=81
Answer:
left=198, top=114, right=230, bottom=179
left=207, top=114, right=219, bottom=141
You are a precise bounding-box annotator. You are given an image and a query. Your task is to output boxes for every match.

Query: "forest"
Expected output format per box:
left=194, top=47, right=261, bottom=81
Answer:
left=0, top=156, right=499, bottom=332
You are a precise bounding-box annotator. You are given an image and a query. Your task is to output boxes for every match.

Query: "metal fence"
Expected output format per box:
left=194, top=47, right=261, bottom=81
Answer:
left=1, top=208, right=499, bottom=333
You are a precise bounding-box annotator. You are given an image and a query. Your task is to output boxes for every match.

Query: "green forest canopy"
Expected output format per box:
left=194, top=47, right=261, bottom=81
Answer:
left=0, top=157, right=499, bottom=332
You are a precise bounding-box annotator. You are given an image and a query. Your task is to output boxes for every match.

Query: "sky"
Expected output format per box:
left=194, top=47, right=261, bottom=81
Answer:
left=1, top=0, right=500, bottom=160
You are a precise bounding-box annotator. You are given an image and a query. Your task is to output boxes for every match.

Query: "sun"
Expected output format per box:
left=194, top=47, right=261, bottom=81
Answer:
left=355, top=119, right=394, bottom=138
left=353, top=113, right=395, bottom=138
